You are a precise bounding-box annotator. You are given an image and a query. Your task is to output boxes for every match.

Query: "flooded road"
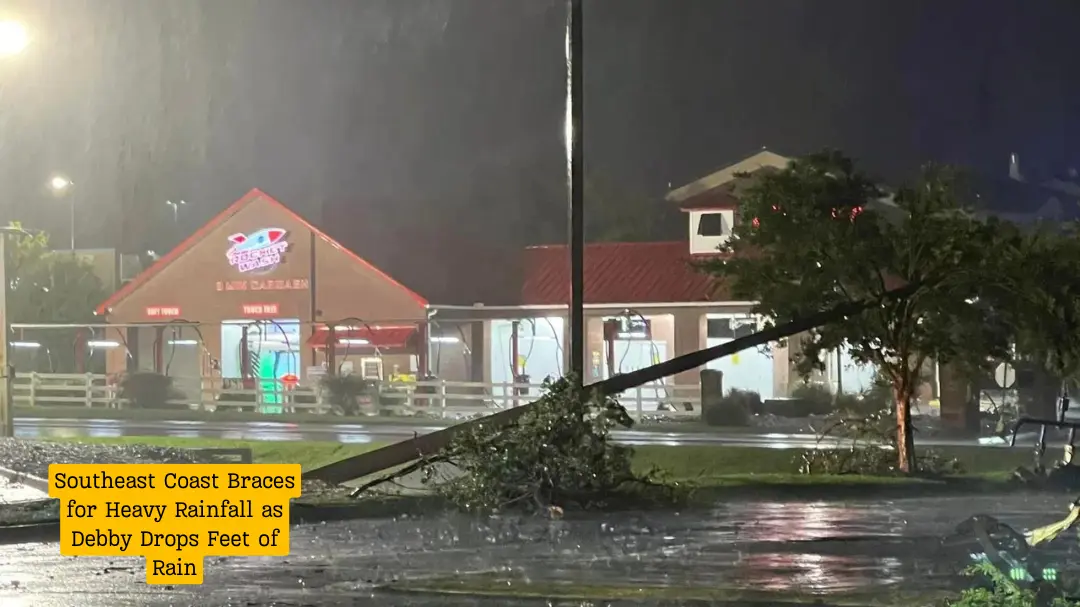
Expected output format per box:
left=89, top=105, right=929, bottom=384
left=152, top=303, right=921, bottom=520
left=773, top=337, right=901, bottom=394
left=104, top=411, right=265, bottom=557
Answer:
left=0, top=493, right=1072, bottom=606
left=12, top=417, right=1032, bottom=449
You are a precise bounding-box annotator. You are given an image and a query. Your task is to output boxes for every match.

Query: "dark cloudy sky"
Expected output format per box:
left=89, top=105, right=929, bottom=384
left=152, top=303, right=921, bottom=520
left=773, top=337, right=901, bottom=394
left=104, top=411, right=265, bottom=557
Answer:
left=1, top=0, right=1079, bottom=302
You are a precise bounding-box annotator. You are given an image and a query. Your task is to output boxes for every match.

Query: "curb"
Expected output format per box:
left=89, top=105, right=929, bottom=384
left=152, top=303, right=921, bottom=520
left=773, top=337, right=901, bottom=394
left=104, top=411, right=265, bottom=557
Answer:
left=0, top=521, right=59, bottom=545
left=375, top=586, right=865, bottom=607
left=0, top=465, right=48, bottom=493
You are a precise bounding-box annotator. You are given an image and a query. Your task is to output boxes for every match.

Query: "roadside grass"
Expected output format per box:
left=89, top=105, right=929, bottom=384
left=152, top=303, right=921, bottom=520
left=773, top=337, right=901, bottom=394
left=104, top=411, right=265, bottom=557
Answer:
left=13, top=406, right=446, bottom=426
left=35, top=437, right=1032, bottom=491
left=634, top=444, right=1031, bottom=481
left=16, top=406, right=788, bottom=432
left=382, top=573, right=954, bottom=606
left=38, top=436, right=387, bottom=472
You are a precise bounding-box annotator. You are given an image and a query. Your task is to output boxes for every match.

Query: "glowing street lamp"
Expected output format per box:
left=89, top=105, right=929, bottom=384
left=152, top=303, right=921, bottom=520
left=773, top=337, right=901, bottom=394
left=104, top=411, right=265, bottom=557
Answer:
left=0, top=21, right=29, bottom=57
left=50, top=175, right=72, bottom=192
left=166, top=199, right=185, bottom=223
left=48, top=175, right=76, bottom=250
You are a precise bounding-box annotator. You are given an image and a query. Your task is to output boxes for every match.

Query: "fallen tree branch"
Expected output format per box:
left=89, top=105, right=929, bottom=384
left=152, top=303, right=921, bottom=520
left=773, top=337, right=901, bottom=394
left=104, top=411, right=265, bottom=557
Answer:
left=348, top=451, right=454, bottom=498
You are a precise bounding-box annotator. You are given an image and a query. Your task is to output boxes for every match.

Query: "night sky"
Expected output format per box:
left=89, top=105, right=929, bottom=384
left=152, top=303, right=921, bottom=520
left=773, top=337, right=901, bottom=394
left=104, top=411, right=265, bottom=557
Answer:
left=1, top=0, right=1079, bottom=303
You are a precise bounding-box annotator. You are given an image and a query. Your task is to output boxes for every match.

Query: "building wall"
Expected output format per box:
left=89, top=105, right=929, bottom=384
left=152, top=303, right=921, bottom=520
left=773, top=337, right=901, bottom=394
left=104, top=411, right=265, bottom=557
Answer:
left=470, top=303, right=769, bottom=390
left=688, top=210, right=735, bottom=254
left=102, top=194, right=427, bottom=380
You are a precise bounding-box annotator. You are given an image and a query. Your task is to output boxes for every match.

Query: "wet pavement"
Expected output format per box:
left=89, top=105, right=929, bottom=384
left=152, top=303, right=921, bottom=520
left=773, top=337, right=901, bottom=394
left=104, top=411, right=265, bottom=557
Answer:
left=0, top=478, right=46, bottom=505
left=0, top=492, right=1073, bottom=606
left=13, top=417, right=1049, bottom=449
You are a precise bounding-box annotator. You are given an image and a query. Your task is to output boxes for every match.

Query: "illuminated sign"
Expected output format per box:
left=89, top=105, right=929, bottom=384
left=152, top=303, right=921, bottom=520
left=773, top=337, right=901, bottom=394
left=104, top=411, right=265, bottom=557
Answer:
left=227, top=228, right=289, bottom=274
left=216, top=278, right=309, bottom=292
left=241, top=303, right=280, bottom=316
left=146, top=306, right=181, bottom=318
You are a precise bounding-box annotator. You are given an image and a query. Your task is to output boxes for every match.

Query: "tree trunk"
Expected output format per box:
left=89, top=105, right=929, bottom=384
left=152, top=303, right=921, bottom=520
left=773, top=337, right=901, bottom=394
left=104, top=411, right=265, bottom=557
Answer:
left=894, top=383, right=916, bottom=473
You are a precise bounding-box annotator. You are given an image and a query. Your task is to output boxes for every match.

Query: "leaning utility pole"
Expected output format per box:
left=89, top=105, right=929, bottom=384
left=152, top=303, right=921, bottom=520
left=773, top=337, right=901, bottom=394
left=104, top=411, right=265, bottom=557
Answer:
left=567, top=0, right=585, bottom=385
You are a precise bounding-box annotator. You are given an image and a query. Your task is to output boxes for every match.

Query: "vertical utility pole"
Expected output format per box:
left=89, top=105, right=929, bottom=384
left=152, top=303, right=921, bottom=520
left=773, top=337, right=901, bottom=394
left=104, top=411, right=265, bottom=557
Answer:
left=0, top=232, right=11, bottom=437
left=567, top=0, right=585, bottom=386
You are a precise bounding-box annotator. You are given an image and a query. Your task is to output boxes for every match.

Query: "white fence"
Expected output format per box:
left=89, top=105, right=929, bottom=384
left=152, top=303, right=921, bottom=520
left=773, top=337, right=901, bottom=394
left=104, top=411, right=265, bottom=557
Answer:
left=12, top=372, right=701, bottom=421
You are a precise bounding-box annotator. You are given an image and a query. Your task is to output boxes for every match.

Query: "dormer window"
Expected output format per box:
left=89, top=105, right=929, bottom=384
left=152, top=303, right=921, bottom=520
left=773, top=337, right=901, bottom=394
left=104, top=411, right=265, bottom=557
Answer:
left=697, top=212, right=729, bottom=236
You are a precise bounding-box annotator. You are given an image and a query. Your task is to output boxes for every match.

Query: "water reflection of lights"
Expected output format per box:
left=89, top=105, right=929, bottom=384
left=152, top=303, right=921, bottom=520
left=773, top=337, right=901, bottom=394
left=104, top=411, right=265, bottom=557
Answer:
left=336, top=434, right=374, bottom=444
left=727, top=502, right=903, bottom=542
left=709, top=501, right=911, bottom=593
left=730, top=552, right=907, bottom=593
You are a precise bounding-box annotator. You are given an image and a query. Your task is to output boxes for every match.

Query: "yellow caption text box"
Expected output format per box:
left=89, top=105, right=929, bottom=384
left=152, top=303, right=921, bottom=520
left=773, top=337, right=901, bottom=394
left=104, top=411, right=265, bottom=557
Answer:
left=48, top=463, right=301, bottom=585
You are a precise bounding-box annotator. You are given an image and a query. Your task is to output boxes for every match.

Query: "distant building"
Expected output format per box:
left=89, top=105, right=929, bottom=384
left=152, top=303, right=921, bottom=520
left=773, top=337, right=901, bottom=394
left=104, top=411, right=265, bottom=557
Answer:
left=971, top=153, right=1080, bottom=224
left=53, top=248, right=146, bottom=294
left=433, top=150, right=877, bottom=402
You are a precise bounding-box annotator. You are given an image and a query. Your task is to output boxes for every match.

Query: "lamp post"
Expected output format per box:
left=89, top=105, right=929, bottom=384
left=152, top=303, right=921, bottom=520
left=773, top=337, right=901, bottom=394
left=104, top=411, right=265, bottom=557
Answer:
left=49, top=176, right=75, bottom=250
left=0, top=225, right=29, bottom=437
left=166, top=199, right=185, bottom=223
left=0, top=24, right=29, bottom=436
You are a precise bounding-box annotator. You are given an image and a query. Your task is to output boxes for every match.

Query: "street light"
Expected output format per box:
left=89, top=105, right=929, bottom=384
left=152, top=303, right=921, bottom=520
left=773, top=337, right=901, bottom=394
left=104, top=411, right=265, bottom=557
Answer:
left=166, top=199, right=186, bottom=223
left=0, top=21, right=29, bottom=57
left=48, top=175, right=75, bottom=250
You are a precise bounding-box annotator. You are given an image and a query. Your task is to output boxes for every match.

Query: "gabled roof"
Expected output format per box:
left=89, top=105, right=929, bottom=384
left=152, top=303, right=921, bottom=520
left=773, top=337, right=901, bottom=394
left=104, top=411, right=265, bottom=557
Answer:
left=95, top=188, right=428, bottom=315
left=521, top=241, right=729, bottom=305
left=666, top=150, right=791, bottom=204
left=678, top=189, right=740, bottom=212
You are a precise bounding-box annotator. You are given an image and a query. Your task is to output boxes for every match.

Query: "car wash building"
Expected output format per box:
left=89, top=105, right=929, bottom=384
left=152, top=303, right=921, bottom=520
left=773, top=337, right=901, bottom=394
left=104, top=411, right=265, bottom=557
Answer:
left=94, top=188, right=430, bottom=398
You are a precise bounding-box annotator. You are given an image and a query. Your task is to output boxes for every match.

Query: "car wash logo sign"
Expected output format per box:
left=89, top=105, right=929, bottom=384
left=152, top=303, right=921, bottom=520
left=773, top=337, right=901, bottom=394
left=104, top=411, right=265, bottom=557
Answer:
left=226, top=228, right=289, bottom=274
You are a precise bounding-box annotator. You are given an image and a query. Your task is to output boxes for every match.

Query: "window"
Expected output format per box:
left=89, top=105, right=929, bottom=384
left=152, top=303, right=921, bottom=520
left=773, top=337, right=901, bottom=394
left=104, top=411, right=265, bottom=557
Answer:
left=706, top=317, right=757, bottom=339
left=697, top=212, right=728, bottom=236
left=360, top=357, right=383, bottom=380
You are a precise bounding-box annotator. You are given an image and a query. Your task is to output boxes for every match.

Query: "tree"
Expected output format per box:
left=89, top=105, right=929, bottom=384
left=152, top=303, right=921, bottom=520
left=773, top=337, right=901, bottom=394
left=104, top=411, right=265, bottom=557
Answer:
left=702, top=151, right=1024, bottom=472
left=5, top=225, right=107, bottom=371
left=1000, top=224, right=1080, bottom=398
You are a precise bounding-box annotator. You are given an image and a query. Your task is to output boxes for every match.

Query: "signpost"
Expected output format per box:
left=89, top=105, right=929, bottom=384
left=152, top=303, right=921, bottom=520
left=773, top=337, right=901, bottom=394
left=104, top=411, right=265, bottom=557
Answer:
left=993, top=362, right=1016, bottom=389
left=993, top=361, right=1016, bottom=423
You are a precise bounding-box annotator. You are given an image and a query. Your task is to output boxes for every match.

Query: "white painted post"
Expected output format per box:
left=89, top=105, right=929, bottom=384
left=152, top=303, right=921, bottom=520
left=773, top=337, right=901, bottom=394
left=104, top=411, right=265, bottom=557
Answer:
left=439, top=379, right=447, bottom=419
left=85, top=373, right=93, bottom=407
left=635, top=385, right=643, bottom=421
left=28, top=372, right=37, bottom=407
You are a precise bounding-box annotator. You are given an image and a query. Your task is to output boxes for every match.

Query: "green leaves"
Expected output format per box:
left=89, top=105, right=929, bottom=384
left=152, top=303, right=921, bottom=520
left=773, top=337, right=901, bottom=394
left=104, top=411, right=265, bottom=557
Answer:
left=5, top=225, right=106, bottom=324
left=700, top=151, right=1041, bottom=471
left=703, top=151, right=1021, bottom=382
left=423, top=376, right=673, bottom=514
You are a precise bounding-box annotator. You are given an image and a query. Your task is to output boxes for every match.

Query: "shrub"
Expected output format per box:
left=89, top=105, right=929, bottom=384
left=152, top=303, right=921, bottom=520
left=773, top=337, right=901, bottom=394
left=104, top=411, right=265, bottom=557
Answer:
left=797, top=404, right=962, bottom=476
left=401, top=375, right=676, bottom=513
left=319, top=374, right=378, bottom=415
left=118, top=371, right=186, bottom=409
left=786, top=382, right=836, bottom=416
left=947, top=562, right=1079, bottom=607
left=703, top=389, right=758, bottom=427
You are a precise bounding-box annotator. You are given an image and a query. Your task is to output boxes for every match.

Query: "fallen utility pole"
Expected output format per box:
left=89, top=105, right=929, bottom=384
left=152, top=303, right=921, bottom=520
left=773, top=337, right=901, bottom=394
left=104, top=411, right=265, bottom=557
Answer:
left=304, top=283, right=918, bottom=485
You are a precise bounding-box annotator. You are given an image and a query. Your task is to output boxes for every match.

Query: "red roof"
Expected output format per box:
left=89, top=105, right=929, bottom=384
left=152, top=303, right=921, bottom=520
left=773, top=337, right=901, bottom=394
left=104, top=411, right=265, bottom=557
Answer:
left=307, top=325, right=416, bottom=349
left=96, top=188, right=428, bottom=315
left=521, top=241, right=728, bottom=305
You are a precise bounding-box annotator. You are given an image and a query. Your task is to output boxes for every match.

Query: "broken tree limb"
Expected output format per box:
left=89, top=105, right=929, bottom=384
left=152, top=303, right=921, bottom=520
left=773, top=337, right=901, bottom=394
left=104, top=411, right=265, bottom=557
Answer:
left=304, top=284, right=919, bottom=485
